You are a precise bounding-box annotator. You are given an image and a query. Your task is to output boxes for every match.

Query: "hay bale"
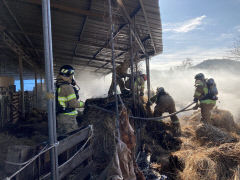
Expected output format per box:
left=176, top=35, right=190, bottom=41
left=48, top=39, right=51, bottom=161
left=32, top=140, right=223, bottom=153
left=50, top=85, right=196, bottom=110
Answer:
left=183, top=108, right=239, bottom=133
left=173, top=135, right=240, bottom=180
left=86, top=107, right=116, bottom=174
left=83, top=97, right=145, bottom=178
left=195, top=124, right=238, bottom=147
left=179, top=151, right=217, bottom=180
left=209, top=142, right=240, bottom=179
left=144, top=121, right=182, bottom=151
left=210, top=108, right=238, bottom=132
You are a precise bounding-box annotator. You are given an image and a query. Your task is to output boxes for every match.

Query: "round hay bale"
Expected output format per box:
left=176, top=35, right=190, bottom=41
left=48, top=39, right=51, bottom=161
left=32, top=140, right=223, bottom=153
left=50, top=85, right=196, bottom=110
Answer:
left=183, top=108, right=239, bottom=133
left=210, top=108, right=238, bottom=132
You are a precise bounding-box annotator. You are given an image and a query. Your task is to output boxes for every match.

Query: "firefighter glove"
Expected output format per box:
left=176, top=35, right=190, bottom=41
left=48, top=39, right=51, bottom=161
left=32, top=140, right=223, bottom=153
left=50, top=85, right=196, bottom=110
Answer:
left=146, top=101, right=152, bottom=106
left=193, top=97, right=198, bottom=103
left=193, top=104, right=199, bottom=110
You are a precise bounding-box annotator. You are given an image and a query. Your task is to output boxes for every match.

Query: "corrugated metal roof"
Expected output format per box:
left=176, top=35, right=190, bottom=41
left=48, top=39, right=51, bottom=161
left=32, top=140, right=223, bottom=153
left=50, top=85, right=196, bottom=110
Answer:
left=0, top=0, right=162, bottom=78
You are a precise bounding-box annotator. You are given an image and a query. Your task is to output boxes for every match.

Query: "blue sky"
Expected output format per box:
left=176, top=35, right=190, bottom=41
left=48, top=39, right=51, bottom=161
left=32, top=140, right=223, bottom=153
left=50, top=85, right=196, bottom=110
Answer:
left=15, top=79, right=43, bottom=91
left=151, top=0, right=240, bottom=70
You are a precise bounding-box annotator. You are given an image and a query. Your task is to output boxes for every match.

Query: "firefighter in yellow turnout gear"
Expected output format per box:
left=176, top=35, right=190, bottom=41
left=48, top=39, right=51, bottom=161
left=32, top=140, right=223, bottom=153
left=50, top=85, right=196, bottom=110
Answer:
left=193, top=73, right=217, bottom=123
left=56, top=65, right=84, bottom=135
left=125, top=71, right=147, bottom=103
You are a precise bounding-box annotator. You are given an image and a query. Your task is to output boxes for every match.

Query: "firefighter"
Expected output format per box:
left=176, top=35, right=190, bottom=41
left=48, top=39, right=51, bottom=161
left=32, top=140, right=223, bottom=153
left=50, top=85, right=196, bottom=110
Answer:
left=56, top=65, right=84, bottom=135
left=108, top=59, right=130, bottom=95
left=149, top=87, right=181, bottom=136
left=193, top=73, right=217, bottom=123
left=125, top=71, right=147, bottom=102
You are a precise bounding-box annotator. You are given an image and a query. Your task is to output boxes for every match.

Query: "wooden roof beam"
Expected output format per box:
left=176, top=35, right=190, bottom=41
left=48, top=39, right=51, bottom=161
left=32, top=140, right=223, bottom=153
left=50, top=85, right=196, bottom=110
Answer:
left=74, top=0, right=92, bottom=57
left=116, top=0, right=146, bottom=55
left=55, top=53, right=122, bottom=64
left=95, top=35, right=150, bottom=72
left=0, top=30, right=41, bottom=72
left=20, top=0, right=103, bottom=17
left=94, top=51, right=127, bottom=72
left=87, top=5, right=141, bottom=65
left=2, top=0, right=40, bottom=58
left=139, top=0, right=156, bottom=53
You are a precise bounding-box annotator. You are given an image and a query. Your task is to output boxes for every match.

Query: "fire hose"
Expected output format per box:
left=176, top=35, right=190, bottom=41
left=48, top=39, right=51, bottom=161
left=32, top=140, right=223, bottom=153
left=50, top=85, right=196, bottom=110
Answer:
left=88, top=101, right=196, bottom=121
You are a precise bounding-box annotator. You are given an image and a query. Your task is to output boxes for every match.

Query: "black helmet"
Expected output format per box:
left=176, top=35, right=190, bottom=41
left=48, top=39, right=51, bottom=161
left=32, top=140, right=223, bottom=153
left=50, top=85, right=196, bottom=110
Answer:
left=195, top=73, right=205, bottom=80
left=156, top=87, right=165, bottom=94
left=59, top=65, right=75, bottom=77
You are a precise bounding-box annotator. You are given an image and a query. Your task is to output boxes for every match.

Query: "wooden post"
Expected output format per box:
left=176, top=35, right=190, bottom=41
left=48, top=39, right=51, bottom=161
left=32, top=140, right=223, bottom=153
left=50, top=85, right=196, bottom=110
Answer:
left=145, top=56, right=150, bottom=102
left=19, top=56, right=25, bottom=119
left=35, top=71, right=38, bottom=108
left=40, top=74, right=43, bottom=90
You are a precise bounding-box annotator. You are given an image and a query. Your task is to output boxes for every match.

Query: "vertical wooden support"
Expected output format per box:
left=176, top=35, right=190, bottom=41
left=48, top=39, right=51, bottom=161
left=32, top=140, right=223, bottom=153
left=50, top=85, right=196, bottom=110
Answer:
left=35, top=71, right=38, bottom=108
left=145, top=56, right=150, bottom=102
left=19, top=56, right=25, bottom=119
left=40, top=75, right=43, bottom=90
left=108, top=0, right=120, bottom=140
left=129, top=24, right=136, bottom=111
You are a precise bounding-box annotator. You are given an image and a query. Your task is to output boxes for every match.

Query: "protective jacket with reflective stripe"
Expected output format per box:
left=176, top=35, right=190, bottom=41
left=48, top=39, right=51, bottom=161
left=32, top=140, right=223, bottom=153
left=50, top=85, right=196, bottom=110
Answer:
left=134, top=76, right=145, bottom=94
left=56, top=80, right=84, bottom=115
left=194, top=79, right=216, bottom=105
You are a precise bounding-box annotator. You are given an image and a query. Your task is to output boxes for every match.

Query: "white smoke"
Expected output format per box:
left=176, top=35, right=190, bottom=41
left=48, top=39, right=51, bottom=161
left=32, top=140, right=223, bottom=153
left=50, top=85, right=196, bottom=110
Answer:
left=73, top=66, right=240, bottom=122
left=150, top=68, right=240, bottom=122
left=75, top=71, right=112, bottom=101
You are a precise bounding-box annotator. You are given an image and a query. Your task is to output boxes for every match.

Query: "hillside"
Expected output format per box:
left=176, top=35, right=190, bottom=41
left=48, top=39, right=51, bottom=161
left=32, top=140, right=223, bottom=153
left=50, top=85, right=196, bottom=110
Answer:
left=192, top=59, right=240, bottom=73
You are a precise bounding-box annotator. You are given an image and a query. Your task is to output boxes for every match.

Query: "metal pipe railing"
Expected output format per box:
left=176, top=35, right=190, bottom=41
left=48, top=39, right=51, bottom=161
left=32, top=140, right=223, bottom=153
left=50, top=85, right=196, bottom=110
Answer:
left=41, top=0, right=59, bottom=179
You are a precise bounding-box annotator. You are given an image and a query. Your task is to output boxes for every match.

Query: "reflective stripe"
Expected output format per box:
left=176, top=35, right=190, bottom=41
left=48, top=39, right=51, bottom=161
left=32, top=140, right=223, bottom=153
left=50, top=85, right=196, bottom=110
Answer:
left=59, top=101, right=66, bottom=107
left=58, top=94, right=76, bottom=102
left=64, top=110, right=78, bottom=115
left=200, top=99, right=216, bottom=104
left=194, top=91, right=201, bottom=97
left=203, top=87, right=208, bottom=95
left=80, top=101, right=84, bottom=108
left=67, top=93, right=76, bottom=101
left=58, top=96, right=67, bottom=101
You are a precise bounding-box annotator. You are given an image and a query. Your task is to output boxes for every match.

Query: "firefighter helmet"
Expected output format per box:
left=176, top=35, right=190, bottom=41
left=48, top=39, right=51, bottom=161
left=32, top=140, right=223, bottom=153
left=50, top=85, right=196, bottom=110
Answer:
left=59, top=65, right=75, bottom=77
left=156, top=87, right=165, bottom=94
left=195, top=73, right=205, bottom=80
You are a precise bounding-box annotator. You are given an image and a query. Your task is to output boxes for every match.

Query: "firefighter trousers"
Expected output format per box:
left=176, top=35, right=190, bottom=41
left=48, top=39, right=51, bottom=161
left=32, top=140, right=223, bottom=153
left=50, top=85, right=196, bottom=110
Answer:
left=57, top=113, right=78, bottom=136
left=200, top=103, right=215, bottom=123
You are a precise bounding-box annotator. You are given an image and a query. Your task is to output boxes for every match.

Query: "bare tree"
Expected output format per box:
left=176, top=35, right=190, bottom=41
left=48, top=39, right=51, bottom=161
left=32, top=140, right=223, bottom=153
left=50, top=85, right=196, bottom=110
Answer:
left=231, top=37, right=240, bottom=60
left=174, top=58, right=193, bottom=71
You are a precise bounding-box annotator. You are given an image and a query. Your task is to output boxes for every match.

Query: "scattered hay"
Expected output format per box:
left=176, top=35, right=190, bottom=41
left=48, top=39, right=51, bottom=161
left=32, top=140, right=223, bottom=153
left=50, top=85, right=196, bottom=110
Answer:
left=195, top=123, right=238, bottom=147
left=173, top=142, right=240, bottom=180
left=172, top=109, right=240, bottom=180
left=178, top=150, right=217, bottom=180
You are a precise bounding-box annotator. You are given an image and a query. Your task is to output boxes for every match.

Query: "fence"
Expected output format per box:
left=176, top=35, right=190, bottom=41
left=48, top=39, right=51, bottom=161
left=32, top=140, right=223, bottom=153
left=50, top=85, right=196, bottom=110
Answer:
left=5, top=125, right=93, bottom=180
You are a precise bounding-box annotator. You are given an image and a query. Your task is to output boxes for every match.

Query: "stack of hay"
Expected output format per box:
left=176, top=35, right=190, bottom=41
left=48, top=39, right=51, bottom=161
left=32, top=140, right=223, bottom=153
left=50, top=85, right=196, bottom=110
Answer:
left=82, top=97, right=145, bottom=179
left=172, top=108, right=240, bottom=180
